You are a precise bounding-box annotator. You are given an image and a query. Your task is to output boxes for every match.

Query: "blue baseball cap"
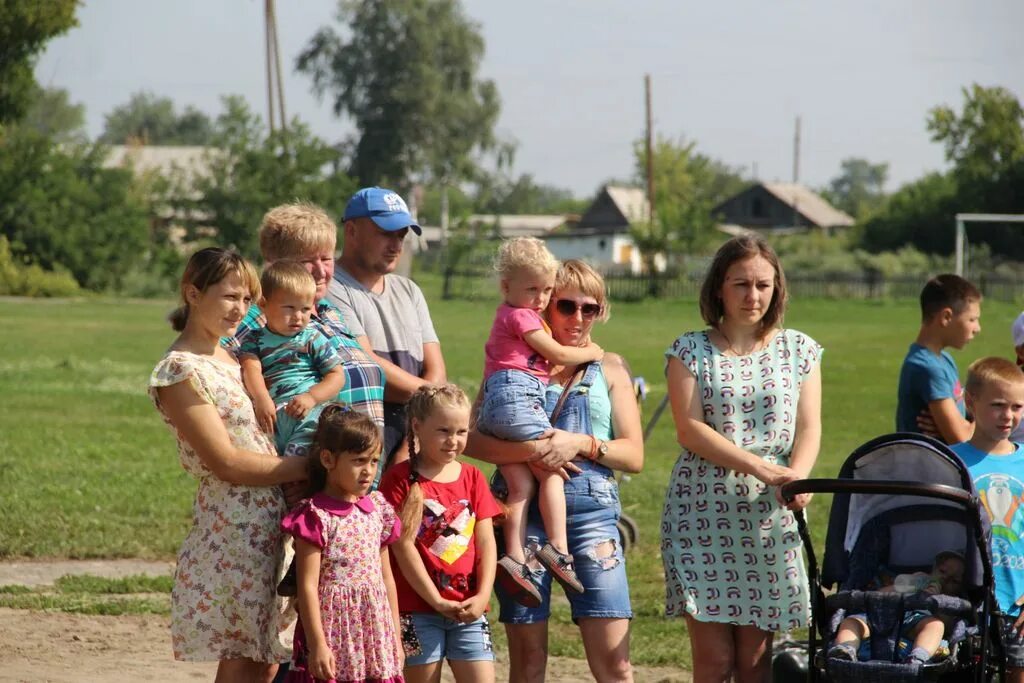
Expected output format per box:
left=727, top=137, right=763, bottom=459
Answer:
left=342, top=187, right=422, bottom=235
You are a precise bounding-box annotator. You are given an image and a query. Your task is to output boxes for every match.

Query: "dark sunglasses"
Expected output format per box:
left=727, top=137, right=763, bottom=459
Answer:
left=555, top=299, right=602, bottom=319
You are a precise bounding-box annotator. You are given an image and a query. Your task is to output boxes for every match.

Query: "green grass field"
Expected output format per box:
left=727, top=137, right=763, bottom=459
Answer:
left=1, top=281, right=1020, bottom=668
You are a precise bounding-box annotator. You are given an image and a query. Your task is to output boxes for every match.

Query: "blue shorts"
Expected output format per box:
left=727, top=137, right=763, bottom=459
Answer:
left=477, top=370, right=551, bottom=442
left=400, top=613, right=494, bottom=665
left=275, top=401, right=326, bottom=457
left=492, top=460, right=633, bottom=623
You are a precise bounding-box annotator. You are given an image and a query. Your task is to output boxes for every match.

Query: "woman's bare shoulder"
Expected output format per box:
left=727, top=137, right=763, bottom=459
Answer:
left=601, top=352, right=633, bottom=381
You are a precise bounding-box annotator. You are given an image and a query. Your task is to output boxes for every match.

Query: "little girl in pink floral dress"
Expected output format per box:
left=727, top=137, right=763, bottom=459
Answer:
left=281, top=405, right=404, bottom=683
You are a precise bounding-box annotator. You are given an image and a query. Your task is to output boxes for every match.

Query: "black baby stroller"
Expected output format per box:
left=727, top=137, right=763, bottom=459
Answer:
left=780, top=433, right=1004, bottom=682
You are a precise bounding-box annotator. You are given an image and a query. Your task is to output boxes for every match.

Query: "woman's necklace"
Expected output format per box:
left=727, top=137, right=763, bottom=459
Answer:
left=717, top=328, right=765, bottom=356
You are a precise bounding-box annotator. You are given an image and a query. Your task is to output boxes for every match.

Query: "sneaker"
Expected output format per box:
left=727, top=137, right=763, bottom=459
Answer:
left=277, top=559, right=297, bottom=597
left=827, top=642, right=857, bottom=662
left=534, top=543, right=584, bottom=595
left=496, top=556, right=543, bottom=608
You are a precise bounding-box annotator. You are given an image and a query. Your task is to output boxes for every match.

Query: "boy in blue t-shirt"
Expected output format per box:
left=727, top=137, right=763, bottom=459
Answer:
left=239, top=261, right=346, bottom=457
left=951, top=356, right=1024, bottom=681
left=896, top=274, right=981, bottom=443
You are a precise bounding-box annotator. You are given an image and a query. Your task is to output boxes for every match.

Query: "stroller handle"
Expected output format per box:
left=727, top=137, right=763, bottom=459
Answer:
left=780, top=479, right=974, bottom=506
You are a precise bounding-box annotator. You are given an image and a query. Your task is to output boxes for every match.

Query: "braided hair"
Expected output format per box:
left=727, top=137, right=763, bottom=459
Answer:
left=306, top=404, right=381, bottom=497
left=398, top=383, right=471, bottom=544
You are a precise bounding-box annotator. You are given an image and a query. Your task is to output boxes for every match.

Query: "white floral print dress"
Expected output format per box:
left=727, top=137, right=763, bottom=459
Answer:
left=149, top=350, right=294, bottom=662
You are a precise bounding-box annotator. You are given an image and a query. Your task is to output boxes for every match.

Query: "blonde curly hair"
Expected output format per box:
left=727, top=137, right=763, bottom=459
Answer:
left=493, top=237, right=559, bottom=280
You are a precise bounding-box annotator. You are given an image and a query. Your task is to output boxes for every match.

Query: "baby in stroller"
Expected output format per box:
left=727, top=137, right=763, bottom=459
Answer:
left=829, top=551, right=967, bottom=665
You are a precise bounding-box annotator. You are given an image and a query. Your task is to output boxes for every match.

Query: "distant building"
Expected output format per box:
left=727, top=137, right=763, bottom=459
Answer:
left=102, top=144, right=218, bottom=244
left=103, top=145, right=215, bottom=188
left=543, top=184, right=661, bottom=274
left=713, top=182, right=854, bottom=234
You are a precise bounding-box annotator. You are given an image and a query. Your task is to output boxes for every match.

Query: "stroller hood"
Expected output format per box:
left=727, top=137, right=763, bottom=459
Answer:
left=821, top=433, right=990, bottom=591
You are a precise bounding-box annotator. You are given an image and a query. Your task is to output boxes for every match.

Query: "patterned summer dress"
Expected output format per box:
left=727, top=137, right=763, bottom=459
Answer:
left=281, top=492, right=404, bottom=683
left=660, top=329, right=823, bottom=632
left=149, top=351, right=293, bottom=662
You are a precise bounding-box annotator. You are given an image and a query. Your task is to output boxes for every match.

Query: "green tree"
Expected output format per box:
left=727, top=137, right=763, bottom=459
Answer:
left=297, top=0, right=502, bottom=191
left=630, top=135, right=746, bottom=272
left=100, top=91, right=213, bottom=145
left=0, top=128, right=150, bottom=290
left=821, top=157, right=889, bottom=221
left=860, top=172, right=959, bottom=254
left=858, top=85, right=1024, bottom=259
left=0, top=0, right=78, bottom=126
left=474, top=173, right=585, bottom=216
left=173, top=96, right=355, bottom=258
left=21, top=85, right=86, bottom=142
left=928, top=84, right=1024, bottom=190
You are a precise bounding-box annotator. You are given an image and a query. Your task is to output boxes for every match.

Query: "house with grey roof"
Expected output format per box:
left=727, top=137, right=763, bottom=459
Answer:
left=713, top=182, right=855, bottom=235
left=543, top=184, right=659, bottom=274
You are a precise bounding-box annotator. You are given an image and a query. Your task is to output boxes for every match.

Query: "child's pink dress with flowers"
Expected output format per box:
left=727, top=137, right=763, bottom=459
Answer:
left=282, top=491, right=404, bottom=683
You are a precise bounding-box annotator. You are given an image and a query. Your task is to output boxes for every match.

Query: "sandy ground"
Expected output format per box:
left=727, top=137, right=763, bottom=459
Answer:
left=0, top=559, right=690, bottom=683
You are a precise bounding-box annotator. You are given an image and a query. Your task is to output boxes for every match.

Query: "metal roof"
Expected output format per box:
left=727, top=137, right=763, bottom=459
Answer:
left=760, top=182, right=854, bottom=228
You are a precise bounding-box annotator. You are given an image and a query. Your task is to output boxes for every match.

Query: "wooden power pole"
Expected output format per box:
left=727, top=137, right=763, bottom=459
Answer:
left=645, top=74, right=655, bottom=224
left=264, top=0, right=287, bottom=134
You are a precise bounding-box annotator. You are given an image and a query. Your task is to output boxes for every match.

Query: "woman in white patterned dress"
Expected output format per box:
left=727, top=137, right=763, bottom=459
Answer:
left=149, top=248, right=308, bottom=683
left=662, top=235, right=823, bottom=683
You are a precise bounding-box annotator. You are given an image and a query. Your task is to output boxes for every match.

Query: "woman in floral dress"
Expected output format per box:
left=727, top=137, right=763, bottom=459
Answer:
left=662, top=235, right=823, bottom=683
left=150, top=248, right=308, bottom=682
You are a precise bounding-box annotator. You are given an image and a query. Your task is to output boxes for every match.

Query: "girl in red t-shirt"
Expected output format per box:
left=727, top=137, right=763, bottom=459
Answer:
left=379, top=384, right=500, bottom=683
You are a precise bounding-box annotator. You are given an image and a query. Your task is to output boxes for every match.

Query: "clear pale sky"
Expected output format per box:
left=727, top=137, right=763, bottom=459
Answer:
left=36, top=0, right=1024, bottom=198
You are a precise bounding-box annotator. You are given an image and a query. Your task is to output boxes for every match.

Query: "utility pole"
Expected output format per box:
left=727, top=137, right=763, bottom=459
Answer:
left=645, top=74, right=655, bottom=225
left=791, top=115, right=801, bottom=227
left=264, top=0, right=287, bottom=135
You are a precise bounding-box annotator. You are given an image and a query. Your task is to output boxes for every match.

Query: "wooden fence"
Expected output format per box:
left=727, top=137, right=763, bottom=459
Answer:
left=440, top=268, right=1022, bottom=303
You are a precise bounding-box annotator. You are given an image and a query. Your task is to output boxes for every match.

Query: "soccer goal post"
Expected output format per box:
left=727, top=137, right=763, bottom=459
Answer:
left=955, top=213, right=1024, bottom=276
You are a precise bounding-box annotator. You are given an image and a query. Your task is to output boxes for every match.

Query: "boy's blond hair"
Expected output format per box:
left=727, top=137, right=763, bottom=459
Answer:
left=259, top=202, right=337, bottom=261
left=260, top=260, right=316, bottom=301
left=494, top=237, right=559, bottom=279
left=965, top=356, right=1024, bottom=395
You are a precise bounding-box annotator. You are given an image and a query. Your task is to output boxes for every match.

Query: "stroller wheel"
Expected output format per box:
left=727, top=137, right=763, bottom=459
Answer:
left=616, top=515, right=639, bottom=551
left=772, top=648, right=809, bottom=682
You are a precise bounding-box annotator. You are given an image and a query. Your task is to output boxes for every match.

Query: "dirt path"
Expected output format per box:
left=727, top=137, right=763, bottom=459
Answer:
left=0, top=560, right=690, bottom=682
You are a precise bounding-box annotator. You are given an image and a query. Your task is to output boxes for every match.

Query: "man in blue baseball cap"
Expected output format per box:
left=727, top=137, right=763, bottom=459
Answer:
left=328, top=187, right=446, bottom=467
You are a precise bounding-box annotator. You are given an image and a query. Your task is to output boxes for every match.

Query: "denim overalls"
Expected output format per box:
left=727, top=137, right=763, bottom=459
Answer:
left=493, top=361, right=633, bottom=623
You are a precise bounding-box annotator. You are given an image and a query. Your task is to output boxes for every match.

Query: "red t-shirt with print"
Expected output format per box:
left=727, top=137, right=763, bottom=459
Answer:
left=378, top=460, right=501, bottom=612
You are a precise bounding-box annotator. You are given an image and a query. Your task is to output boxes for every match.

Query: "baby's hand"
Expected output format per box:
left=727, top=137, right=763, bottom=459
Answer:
left=586, top=343, right=604, bottom=362
left=253, top=395, right=277, bottom=435
left=285, top=393, right=315, bottom=419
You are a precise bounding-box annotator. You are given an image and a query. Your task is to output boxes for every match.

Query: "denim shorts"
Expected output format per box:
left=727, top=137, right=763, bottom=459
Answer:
left=275, top=402, right=326, bottom=457
left=492, top=460, right=633, bottom=623
left=400, top=612, right=494, bottom=665
left=477, top=370, right=551, bottom=442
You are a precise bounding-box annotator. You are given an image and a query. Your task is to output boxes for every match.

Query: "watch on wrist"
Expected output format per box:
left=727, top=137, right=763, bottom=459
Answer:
left=596, top=440, right=609, bottom=460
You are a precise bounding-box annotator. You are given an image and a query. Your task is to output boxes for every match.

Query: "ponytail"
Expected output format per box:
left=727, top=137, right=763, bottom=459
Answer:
left=169, top=304, right=189, bottom=332
left=398, top=427, right=423, bottom=544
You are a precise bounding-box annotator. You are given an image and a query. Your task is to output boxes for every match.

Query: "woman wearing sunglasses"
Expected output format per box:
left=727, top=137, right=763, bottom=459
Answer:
left=467, top=259, right=645, bottom=682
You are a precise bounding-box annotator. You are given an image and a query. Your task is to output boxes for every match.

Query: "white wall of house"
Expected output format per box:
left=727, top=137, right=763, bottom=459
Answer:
left=543, top=234, right=651, bottom=274
left=543, top=234, right=669, bottom=274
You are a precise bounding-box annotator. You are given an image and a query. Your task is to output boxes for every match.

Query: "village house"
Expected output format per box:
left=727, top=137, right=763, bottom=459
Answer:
left=543, top=184, right=657, bottom=274
left=713, top=181, right=854, bottom=235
